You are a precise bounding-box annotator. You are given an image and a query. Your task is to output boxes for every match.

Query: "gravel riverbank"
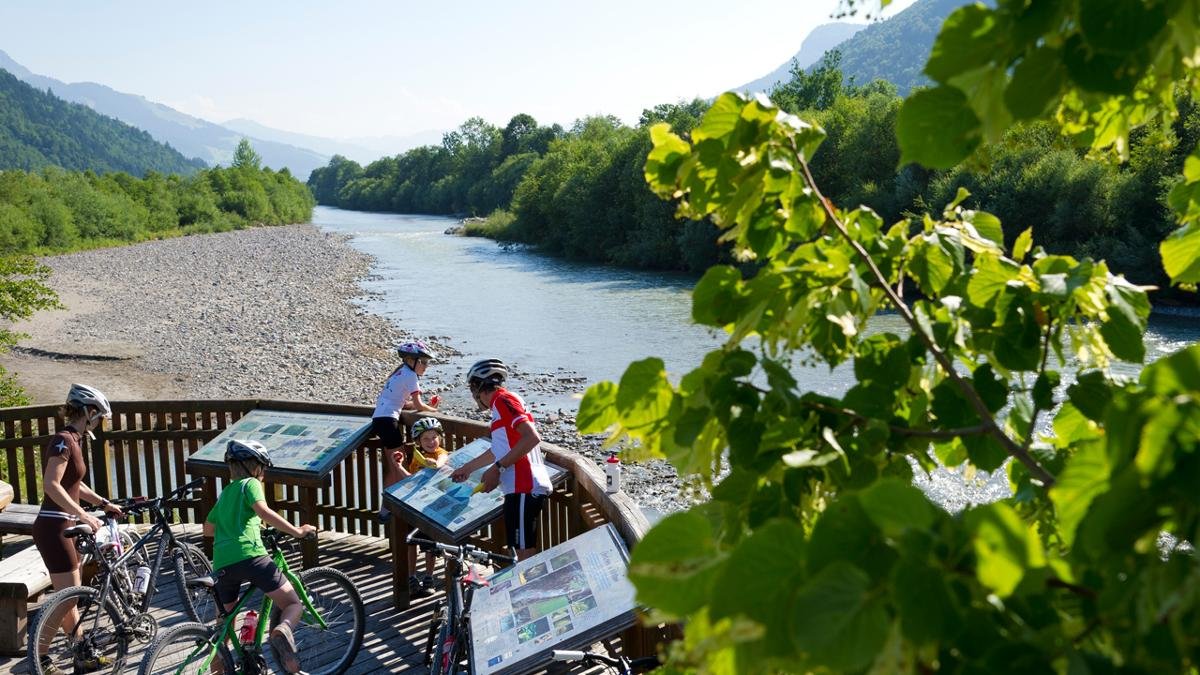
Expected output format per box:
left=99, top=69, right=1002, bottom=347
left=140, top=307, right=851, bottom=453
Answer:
left=1, top=224, right=688, bottom=514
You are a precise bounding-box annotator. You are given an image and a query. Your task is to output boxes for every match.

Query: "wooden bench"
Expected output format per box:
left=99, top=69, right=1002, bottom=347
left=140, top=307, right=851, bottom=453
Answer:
left=0, top=503, right=41, bottom=557
left=0, top=543, right=51, bottom=654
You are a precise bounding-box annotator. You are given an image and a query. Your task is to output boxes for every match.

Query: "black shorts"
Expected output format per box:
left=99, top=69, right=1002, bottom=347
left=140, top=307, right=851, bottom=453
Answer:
left=215, top=555, right=286, bottom=604
left=372, top=416, right=405, bottom=449
left=503, top=493, right=545, bottom=550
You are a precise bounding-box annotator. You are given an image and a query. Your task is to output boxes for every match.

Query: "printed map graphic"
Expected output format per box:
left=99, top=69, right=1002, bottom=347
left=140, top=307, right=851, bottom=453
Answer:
left=383, top=438, right=565, bottom=539
left=189, top=410, right=371, bottom=475
left=470, top=524, right=636, bottom=675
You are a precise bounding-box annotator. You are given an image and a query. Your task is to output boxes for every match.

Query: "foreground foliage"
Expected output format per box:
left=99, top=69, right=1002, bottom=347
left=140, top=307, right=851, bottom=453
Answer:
left=578, top=0, right=1200, bottom=672
left=0, top=256, right=59, bottom=406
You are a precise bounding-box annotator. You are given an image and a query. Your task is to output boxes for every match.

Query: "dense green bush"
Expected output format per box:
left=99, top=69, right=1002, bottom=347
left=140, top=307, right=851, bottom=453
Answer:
left=0, top=158, right=315, bottom=256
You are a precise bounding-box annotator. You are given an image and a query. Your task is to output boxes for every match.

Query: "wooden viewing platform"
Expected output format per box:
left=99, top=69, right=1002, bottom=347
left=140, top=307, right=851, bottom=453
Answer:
left=0, top=530, right=619, bottom=674
left=0, top=399, right=664, bottom=673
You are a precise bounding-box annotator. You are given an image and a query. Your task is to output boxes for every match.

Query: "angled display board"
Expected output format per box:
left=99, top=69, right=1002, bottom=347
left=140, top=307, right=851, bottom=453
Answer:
left=469, top=524, right=637, bottom=675
left=383, top=438, right=566, bottom=543
left=186, top=409, right=372, bottom=481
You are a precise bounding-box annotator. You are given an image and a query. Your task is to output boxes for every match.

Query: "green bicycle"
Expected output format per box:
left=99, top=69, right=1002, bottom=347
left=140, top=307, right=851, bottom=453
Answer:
left=137, top=528, right=364, bottom=675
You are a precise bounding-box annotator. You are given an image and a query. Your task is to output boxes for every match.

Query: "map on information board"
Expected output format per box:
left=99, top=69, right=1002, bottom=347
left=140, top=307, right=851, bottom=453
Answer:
left=187, top=409, right=371, bottom=478
left=469, top=524, right=637, bottom=675
left=383, top=438, right=565, bottom=542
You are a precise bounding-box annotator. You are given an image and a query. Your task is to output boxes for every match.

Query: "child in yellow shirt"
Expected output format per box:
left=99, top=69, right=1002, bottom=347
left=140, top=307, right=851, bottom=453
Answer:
left=402, top=417, right=449, bottom=597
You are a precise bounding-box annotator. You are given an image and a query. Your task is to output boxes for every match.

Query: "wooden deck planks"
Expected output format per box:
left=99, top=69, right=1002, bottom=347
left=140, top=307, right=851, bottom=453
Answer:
left=0, top=531, right=615, bottom=674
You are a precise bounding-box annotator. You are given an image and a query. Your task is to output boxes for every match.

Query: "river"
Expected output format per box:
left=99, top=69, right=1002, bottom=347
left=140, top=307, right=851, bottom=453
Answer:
left=314, top=206, right=1198, bottom=408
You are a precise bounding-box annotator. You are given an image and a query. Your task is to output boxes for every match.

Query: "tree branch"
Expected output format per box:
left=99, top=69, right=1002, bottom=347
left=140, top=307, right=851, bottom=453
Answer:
left=801, top=400, right=988, bottom=440
left=792, top=147, right=1057, bottom=488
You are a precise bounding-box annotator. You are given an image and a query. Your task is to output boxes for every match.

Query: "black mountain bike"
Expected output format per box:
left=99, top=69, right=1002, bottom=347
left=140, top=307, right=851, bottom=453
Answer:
left=551, top=649, right=660, bottom=674
left=28, top=478, right=213, bottom=675
left=407, top=530, right=516, bottom=675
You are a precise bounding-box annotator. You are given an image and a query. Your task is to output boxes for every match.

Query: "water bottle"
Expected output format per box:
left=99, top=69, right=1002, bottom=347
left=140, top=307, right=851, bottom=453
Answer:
left=239, top=610, right=258, bottom=645
left=133, top=565, right=151, bottom=594
left=604, top=452, right=621, bottom=494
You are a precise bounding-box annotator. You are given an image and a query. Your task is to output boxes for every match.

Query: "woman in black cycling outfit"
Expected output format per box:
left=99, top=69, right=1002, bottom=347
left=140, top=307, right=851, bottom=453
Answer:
left=31, top=384, right=124, bottom=671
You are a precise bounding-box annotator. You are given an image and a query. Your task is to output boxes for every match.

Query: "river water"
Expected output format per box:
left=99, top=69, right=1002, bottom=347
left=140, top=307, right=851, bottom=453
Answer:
left=314, top=206, right=1198, bottom=409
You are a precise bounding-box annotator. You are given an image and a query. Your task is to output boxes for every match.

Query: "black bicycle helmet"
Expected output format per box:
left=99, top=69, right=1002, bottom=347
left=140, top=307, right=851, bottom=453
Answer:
left=225, top=438, right=273, bottom=467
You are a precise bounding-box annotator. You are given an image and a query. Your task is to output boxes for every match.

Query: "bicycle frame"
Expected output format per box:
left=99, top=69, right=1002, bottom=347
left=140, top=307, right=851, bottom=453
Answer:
left=187, top=534, right=328, bottom=674
left=79, top=482, right=202, bottom=634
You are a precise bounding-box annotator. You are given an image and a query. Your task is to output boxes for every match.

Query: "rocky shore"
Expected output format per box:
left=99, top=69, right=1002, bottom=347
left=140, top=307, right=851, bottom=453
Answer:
left=1, top=224, right=687, bottom=514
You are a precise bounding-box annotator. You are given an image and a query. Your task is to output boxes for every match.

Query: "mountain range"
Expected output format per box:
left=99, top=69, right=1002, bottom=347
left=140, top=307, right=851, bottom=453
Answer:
left=0, top=67, right=206, bottom=176
left=0, top=50, right=444, bottom=179
left=738, top=0, right=963, bottom=96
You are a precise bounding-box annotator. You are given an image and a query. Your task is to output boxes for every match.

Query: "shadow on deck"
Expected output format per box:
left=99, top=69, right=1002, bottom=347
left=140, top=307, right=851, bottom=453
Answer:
left=1, top=529, right=613, bottom=674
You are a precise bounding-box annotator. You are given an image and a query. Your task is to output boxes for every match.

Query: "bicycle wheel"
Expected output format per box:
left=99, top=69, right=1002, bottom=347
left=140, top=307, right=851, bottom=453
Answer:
left=271, top=566, right=365, bottom=675
left=173, top=542, right=216, bottom=624
left=139, top=622, right=233, bottom=675
left=423, top=602, right=447, bottom=667
left=28, top=585, right=127, bottom=675
left=429, top=617, right=456, bottom=675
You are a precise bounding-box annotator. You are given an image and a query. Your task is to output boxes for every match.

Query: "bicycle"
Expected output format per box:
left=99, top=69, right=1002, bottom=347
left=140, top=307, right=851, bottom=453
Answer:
left=551, top=648, right=659, bottom=674
left=407, top=530, right=516, bottom=675
left=137, top=527, right=365, bottom=675
left=29, top=478, right=214, bottom=675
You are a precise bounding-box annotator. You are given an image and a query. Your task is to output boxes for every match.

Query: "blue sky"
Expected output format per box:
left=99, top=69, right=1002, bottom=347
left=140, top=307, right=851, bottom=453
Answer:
left=0, top=0, right=916, bottom=140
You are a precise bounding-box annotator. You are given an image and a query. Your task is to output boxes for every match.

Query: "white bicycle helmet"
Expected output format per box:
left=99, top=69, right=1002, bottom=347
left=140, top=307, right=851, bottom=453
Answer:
left=411, top=417, right=443, bottom=438
left=225, top=438, right=273, bottom=467
left=67, top=383, right=111, bottom=419
left=397, top=341, right=436, bottom=360
left=467, top=359, right=508, bottom=389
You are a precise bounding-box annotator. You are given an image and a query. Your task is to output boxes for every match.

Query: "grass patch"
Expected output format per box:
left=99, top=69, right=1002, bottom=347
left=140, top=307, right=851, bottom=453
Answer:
left=462, top=209, right=518, bottom=240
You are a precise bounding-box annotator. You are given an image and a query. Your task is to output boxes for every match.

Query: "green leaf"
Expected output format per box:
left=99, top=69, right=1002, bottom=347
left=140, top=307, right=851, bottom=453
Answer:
left=909, top=231, right=959, bottom=295
left=854, top=334, right=909, bottom=390
left=1032, top=371, right=1059, bottom=410
left=1079, top=0, right=1168, bottom=52
left=994, top=298, right=1041, bottom=371
left=965, top=210, right=1004, bottom=248
left=967, top=253, right=1018, bottom=307
left=1160, top=222, right=1200, bottom=284
left=859, top=479, right=935, bottom=536
left=808, top=496, right=891, bottom=580
left=692, top=265, right=742, bottom=327
left=897, top=86, right=982, bottom=169
left=576, top=381, right=618, bottom=434
left=1139, top=343, right=1200, bottom=396
left=1049, top=441, right=1111, bottom=547
left=645, top=123, right=692, bottom=195
left=1051, top=402, right=1099, bottom=448
left=692, top=93, right=743, bottom=143
left=1012, top=227, right=1033, bottom=262
left=974, top=363, right=1008, bottom=413
left=965, top=502, right=1045, bottom=597
left=711, top=520, right=807, bottom=657
left=1005, top=47, right=1066, bottom=120
left=891, top=558, right=960, bottom=645
left=1062, top=33, right=1146, bottom=96
left=790, top=562, right=890, bottom=672
left=924, top=5, right=1002, bottom=83
left=615, top=358, right=673, bottom=430
left=1100, top=282, right=1148, bottom=362
left=628, top=510, right=724, bottom=616
left=1068, top=371, right=1112, bottom=421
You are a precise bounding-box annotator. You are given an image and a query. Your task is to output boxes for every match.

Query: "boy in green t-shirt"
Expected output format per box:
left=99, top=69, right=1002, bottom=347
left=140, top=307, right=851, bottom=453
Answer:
left=203, top=439, right=316, bottom=674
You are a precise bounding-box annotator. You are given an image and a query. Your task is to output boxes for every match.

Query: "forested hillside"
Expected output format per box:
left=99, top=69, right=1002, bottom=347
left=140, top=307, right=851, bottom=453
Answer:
left=0, top=68, right=206, bottom=176
left=827, top=0, right=963, bottom=94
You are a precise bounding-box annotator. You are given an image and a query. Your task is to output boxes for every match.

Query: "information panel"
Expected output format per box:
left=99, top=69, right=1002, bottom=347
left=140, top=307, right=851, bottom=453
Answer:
left=469, top=524, right=637, bottom=675
left=383, top=438, right=566, bottom=542
left=187, top=409, right=372, bottom=480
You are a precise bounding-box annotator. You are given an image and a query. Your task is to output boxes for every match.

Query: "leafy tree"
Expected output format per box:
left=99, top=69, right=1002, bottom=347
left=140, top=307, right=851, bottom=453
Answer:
left=231, top=138, right=262, bottom=171
left=577, top=1, right=1200, bottom=672
left=771, top=49, right=852, bottom=112
left=0, top=256, right=60, bottom=406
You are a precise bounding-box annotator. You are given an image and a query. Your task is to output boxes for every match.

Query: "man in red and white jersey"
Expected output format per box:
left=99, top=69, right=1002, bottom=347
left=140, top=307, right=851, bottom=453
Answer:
left=451, top=358, right=551, bottom=560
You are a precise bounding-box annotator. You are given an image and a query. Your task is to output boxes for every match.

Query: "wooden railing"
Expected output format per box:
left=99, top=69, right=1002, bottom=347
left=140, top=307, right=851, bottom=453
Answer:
left=0, top=398, right=650, bottom=543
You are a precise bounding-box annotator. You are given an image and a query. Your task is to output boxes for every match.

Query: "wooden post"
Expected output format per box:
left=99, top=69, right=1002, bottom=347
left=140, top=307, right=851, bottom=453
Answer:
left=299, top=486, right=318, bottom=567
left=390, top=503, right=411, bottom=610
left=200, top=476, right=218, bottom=557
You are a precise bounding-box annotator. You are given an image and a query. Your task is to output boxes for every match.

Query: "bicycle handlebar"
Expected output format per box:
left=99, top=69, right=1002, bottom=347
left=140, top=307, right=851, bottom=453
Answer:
left=405, top=530, right=516, bottom=566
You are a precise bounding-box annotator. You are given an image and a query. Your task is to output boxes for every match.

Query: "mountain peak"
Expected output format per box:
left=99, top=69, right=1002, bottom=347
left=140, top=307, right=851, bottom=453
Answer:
left=735, top=22, right=865, bottom=94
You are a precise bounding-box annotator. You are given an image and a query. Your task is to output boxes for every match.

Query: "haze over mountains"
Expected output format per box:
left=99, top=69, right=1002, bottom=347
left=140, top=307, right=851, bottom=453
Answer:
left=0, top=50, right=443, bottom=179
